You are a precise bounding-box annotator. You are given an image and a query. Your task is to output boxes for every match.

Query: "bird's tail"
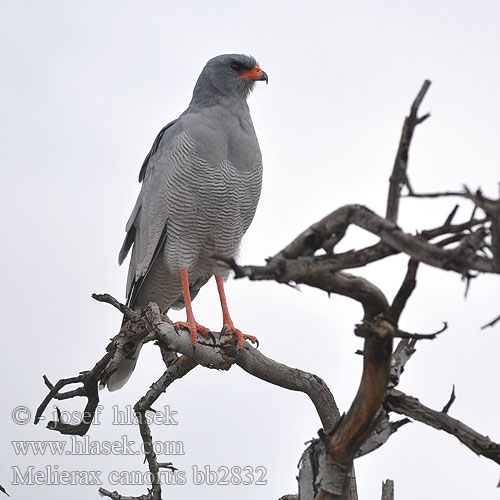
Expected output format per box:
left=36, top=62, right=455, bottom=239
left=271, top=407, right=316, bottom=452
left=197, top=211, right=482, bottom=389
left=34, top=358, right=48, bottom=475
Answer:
left=170, top=275, right=211, bottom=309
left=104, top=343, right=143, bottom=392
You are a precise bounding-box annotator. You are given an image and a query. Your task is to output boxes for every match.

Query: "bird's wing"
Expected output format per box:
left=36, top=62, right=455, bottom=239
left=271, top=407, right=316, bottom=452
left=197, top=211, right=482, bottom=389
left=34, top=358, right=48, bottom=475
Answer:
left=119, top=119, right=180, bottom=306
left=138, top=119, right=177, bottom=182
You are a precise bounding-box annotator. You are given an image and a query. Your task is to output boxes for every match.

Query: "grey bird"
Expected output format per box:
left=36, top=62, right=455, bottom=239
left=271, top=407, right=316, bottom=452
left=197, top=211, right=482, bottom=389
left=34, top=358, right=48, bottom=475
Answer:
left=107, top=54, right=267, bottom=391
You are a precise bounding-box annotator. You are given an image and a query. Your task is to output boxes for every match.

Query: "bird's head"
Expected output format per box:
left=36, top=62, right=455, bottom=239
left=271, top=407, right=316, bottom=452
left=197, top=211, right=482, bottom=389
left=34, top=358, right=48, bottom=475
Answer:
left=191, top=54, right=268, bottom=104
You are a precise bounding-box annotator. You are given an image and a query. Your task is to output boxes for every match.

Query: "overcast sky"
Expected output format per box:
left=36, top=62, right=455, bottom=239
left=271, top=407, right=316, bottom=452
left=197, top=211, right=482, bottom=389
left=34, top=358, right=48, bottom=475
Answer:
left=1, top=1, right=499, bottom=499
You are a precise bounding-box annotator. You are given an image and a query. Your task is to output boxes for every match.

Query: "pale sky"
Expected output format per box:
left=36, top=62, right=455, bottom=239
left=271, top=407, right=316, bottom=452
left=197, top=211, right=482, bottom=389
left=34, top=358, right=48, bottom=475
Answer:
left=1, top=1, right=499, bottom=499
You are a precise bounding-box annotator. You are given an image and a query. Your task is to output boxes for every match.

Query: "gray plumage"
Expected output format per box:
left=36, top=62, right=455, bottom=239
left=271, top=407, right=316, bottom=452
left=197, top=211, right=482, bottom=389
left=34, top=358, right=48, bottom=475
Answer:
left=107, top=54, right=266, bottom=390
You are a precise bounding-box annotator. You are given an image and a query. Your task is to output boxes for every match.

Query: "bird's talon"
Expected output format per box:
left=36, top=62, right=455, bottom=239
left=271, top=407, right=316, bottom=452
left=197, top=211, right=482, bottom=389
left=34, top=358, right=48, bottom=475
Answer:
left=209, top=332, right=217, bottom=345
left=195, top=323, right=212, bottom=339
left=220, top=324, right=257, bottom=350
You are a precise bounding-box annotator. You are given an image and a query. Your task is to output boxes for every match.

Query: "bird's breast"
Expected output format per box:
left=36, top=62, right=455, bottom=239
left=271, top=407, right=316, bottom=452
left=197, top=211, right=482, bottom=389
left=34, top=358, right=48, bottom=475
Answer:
left=182, top=108, right=261, bottom=173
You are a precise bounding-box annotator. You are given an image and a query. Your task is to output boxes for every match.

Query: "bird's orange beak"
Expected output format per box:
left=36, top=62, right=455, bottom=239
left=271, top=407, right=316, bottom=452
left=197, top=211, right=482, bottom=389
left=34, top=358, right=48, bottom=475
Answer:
left=238, top=65, right=268, bottom=83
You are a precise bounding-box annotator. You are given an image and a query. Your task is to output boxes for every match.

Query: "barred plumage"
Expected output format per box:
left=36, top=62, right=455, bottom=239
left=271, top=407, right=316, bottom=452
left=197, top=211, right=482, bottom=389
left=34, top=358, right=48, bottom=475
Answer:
left=133, top=130, right=263, bottom=311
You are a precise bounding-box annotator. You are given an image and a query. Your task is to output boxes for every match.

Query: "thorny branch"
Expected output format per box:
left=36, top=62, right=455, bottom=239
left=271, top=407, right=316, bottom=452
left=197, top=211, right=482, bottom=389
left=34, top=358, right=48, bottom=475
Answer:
left=35, top=80, right=500, bottom=499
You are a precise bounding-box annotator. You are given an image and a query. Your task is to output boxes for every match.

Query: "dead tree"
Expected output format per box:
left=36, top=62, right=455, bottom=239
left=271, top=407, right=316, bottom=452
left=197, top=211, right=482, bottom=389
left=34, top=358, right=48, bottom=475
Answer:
left=35, top=80, right=500, bottom=500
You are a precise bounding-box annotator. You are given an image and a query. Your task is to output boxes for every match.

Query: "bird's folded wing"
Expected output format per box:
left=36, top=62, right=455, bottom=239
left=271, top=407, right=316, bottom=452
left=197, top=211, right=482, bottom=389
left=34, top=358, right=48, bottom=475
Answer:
left=118, top=119, right=185, bottom=306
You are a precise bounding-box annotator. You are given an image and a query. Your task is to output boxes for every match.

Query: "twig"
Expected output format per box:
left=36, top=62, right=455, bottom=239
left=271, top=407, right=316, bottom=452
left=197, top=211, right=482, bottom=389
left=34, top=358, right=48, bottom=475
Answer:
left=407, top=187, right=500, bottom=271
left=444, top=204, right=459, bottom=225
left=393, top=322, right=447, bottom=340
left=35, top=354, right=112, bottom=435
left=481, top=313, right=500, bottom=330
left=406, top=190, right=468, bottom=199
left=442, top=385, right=456, bottom=414
left=386, top=80, right=431, bottom=223
left=420, top=217, right=487, bottom=242
left=92, top=293, right=139, bottom=320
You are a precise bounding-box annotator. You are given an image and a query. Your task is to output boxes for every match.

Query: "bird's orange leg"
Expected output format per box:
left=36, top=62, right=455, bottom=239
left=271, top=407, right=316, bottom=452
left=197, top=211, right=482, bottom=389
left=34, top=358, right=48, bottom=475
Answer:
left=173, top=268, right=211, bottom=346
left=215, top=275, right=257, bottom=349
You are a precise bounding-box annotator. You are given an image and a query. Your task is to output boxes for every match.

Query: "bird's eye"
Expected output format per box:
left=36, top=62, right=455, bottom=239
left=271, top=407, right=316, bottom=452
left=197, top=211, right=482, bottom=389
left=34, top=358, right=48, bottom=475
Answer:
left=230, top=61, right=242, bottom=72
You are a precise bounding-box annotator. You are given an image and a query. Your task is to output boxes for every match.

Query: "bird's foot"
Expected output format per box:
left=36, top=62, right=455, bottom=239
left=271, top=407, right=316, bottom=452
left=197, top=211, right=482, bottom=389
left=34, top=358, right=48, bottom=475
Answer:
left=174, top=320, right=212, bottom=347
left=221, top=324, right=258, bottom=350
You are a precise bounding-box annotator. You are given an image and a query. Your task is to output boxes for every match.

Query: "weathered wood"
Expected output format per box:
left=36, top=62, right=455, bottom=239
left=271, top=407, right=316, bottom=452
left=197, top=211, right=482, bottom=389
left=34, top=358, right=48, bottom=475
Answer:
left=386, top=390, right=500, bottom=465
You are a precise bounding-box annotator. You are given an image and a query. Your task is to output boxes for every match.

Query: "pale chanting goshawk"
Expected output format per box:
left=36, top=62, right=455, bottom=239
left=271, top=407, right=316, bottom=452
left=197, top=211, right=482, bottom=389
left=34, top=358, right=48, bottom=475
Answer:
left=107, top=54, right=267, bottom=390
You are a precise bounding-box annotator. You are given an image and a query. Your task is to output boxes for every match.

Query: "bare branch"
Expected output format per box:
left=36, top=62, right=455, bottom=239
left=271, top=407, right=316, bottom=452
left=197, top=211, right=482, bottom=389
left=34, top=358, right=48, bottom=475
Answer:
left=135, top=355, right=198, bottom=412
left=226, top=211, right=490, bottom=308
left=420, top=217, right=487, bottom=240
left=386, top=390, right=500, bottom=466
left=35, top=353, right=112, bottom=435
left=232, top=205, right=497, bottom=299
left=92, top=292, right=139, bottom=320
left=386, top=80, right=431, bottom=223
left=235, top=345, right=340, bottom=432
left=386, top=259, right=419, bottom=324
left=407, top=187, right=500, bottom=271
left=37, top=293, right=348, bottom=499
left=99, top=354, right=197, bottom=500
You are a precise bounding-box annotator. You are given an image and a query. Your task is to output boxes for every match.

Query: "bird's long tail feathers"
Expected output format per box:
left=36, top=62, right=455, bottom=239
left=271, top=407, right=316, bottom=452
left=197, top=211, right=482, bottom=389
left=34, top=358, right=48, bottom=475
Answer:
left=170, top=275, right=210, bottom=309
left=105, top=343, right=143, bottom=392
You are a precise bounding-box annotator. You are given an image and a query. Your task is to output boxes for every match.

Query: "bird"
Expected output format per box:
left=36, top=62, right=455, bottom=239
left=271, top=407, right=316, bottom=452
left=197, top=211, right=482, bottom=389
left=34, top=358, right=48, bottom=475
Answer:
left=106, top=54, right=268, bottom=391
